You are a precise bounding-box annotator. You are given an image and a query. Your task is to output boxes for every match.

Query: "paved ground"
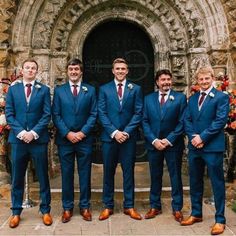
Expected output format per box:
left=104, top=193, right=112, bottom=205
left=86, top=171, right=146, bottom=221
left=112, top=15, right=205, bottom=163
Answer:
left=0, top=197, right=236, bottom=236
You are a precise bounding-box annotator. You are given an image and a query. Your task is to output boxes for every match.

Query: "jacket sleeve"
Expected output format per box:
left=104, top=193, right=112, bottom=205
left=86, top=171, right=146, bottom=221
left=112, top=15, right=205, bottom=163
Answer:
left=5, top=87, right=25, bottom=136
left=200, top=93, right=229, bottom=143
left=31, top=86, right=51, bottom=136
left=142, top=96, right=156, bottom=144
left=52, top=88, right=70, bottom=137
left=166, top=95, right=187, bottom=144
left=98, top=87, right=117, bottom=136
left=80, top=87, right=97, bottom=135
left=123, top=86, right=143, bottom=134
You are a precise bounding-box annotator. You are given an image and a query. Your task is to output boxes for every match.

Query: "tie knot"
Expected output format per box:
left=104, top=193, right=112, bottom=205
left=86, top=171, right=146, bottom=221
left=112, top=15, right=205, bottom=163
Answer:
left=26, top=83, right=32, bottom=88
left=118, top=83, right=123, bottom=87
left=201, top=92, right=206, bottom=96
left=161, top=93, right=166, bottom=97
left=72, top=84, right=78, bottom=88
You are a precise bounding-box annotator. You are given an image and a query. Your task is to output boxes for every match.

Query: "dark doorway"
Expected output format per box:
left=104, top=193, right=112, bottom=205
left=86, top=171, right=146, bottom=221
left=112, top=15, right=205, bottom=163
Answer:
left=82, top=20, right=154, bottom=163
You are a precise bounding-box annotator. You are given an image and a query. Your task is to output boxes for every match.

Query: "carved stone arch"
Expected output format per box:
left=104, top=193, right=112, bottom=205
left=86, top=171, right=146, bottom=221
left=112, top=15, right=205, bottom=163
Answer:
left=49, top=1, right=191, bottom=52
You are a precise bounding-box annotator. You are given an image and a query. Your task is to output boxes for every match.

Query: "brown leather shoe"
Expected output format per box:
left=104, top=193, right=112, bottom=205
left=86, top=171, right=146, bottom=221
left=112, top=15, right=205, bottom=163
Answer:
left=145, top=208, right=162, bottom=219
left=99, top=208, right=113, bottom=221
left=124, top=208, right=142, bottom=220
left=173, top=211, right=183, bottom=222
left=181, top=215, right=202, bottom=226
left=9, top=215, right=20, bottom=228
left=62, top=210, right=73, bottom=223
left=42, top=213, right=53, bottom=226
left=211, top=223, right=225, bottom=235
left=80, top=209, right=92, bottom=221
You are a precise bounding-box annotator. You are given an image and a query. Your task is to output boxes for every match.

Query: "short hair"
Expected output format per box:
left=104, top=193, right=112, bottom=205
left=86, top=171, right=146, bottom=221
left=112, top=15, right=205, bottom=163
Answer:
left=195, top=67, right=214, bottom=79
left=155, top=69, right=172, bottom=80
left=67, top=58, right=83, bottom=72
left=22, top=58, right=38, bottom=70
left=112, top=58, right=128, bottom=68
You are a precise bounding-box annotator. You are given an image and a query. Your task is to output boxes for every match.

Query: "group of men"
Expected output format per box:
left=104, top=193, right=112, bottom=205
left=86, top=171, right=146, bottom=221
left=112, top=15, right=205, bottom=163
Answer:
left=5, top=57, right=229, bottom=235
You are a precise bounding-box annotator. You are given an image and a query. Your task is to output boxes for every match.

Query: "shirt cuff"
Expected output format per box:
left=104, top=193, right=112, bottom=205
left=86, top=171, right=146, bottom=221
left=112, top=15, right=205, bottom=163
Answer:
left=17, top=130, right=27, bottom=140
left=30, top=130, right=39, bottom=140
left=166, top=139, right=173, bottom=147
left=152, top=138, right=158, bottom=145
left=111, top=130, right=118, bottom=139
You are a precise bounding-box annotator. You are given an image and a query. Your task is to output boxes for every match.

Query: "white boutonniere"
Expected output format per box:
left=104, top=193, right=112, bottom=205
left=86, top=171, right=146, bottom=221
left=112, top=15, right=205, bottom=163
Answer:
left=11, top=79, right=22, bottom=86
left=209, top=92, right=215, bottom=98
left=127, top=83, right=133, bottom=90
left=169, top=95, right=175, bottom=101
left=82, top=86, right=88, bottom=92
left=35, top=84, right=41, bottom=89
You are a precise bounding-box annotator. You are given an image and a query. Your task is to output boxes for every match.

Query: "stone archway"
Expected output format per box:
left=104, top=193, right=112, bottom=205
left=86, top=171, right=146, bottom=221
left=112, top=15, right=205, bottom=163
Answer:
left=0, top=0, right=235, bottom=182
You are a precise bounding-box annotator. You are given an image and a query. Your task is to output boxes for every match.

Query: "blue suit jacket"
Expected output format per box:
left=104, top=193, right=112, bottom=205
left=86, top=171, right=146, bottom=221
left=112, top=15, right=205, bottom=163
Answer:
left=52, top=82, right=97, bottom=145
left=184, top=87, right=229, bottom=152
left=98, top=80, right=143, bottom=142
left=142, top=90, right=187, bottom=151
left=5, top=81, right=51, bottom=144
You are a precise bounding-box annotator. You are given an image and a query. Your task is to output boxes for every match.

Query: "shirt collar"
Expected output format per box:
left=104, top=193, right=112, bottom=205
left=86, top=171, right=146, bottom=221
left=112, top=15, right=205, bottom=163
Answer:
left=114, top=79, right=126, bottom=86
left=200, top=85, right=213, bottom=95
left=69, top=80, right=81, bottom=87
left=23, top=80, right=35, bottom=87
left=159, top=89, right=171, bottom=97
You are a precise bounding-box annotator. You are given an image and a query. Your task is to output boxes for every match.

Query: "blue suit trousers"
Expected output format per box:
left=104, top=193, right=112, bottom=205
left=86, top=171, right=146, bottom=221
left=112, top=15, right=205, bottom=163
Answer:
left=102, top=139, right=136, bottom=209
left=11, top=143, right=51, bottom=215
left=58, top=142, right=92, bottom=210
left=188, top=150, right=226, bottom=224
left=148, top=150, right=183, bottom=211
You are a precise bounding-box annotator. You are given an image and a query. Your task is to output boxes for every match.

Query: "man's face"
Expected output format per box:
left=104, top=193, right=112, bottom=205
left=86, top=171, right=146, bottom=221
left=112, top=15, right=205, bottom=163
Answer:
left=156, top=74, right=172, bottom=93
left=112, top=62, right=128, bottom=82
left=21, top=62, right=38, bottom=82
left=67, top=65, right=82, bottom=83
left=197, top=72, right=214, bottom=91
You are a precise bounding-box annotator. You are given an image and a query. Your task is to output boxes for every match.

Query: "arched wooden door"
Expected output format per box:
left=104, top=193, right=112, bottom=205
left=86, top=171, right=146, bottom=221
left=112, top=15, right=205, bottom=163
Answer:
left=83, top=20, right=154, bottom=163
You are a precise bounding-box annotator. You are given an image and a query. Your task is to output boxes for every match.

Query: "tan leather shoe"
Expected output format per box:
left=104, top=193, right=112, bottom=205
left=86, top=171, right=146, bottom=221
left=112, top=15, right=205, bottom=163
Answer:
left=42, top=213, right=53, bottom=226
left=62, top=210, right=73, bottom=223
left=9, top=215, right=20, bottom=228
left=211, top=223, right=225, bottom=235
left=99, top=208, right=113, bottom=221
left=80, top=209, right=92, bottom=221
left=181, top=215, right=202, bottom=226
left=173, top=211, right=183, bottom=222
left=124, top=208, right=142, bottom=220
left=145, top=208, right=162, bottom=219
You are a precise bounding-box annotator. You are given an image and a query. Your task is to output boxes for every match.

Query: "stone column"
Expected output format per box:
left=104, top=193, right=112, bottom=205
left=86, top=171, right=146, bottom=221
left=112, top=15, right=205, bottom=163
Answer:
left=0, top=47, right=11, bottom=185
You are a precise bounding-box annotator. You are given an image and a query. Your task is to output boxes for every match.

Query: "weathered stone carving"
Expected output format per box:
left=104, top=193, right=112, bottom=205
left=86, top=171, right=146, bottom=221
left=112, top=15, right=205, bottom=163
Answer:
left=209, top=52, right=228, bottom=66
left=32, top=0, right=66, bottom=49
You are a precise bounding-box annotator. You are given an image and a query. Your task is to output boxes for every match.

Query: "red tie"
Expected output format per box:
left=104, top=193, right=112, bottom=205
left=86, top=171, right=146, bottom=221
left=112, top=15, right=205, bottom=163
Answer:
left=118, top=83, right=123, bottom=98
left=26, top=83, right=32, bottom=98
left=160, top=93, right=166, bottom=105
left=198, top=92, right=206, bottom=107
left=72, top=85, right=78, bottom=96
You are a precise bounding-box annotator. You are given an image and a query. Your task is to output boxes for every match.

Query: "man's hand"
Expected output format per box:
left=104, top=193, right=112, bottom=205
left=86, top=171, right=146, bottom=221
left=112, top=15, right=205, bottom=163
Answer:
left=114, top=131, right=128, bottom=143
left=153, top=139, right=166, bottom=150
left=191, top=134, right=204, bottom=148
left=66, top=131, right=80, bottom=143
left=160, top=138, right=170, bottom=148
left=22, top=132, right=34, bottom=143
left=75, top=131, right=86, bottom=141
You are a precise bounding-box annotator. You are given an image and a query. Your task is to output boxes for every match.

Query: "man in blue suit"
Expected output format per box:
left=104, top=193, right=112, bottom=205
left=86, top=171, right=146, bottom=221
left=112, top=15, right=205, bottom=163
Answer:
left=52, top=58, right=97, bottom=223
left=98, top=58, right=143, bottom=220
left=6, top=59, right=52, bottom=228
left=181, top=67, right=229, bottom=235
left=142, top=69, right=187, bottom=222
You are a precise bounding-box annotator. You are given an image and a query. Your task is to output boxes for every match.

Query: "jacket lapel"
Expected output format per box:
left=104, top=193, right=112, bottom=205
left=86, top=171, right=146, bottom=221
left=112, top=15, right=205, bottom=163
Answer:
left=161, top=90, right=173, bottom=120
left=28, top=82, right=40, bottom=108
left=17, top=83, right=28, bottom=108
left=121, top=81, right=131, bottom=107
left=110, top=81, right=121, bottom=108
